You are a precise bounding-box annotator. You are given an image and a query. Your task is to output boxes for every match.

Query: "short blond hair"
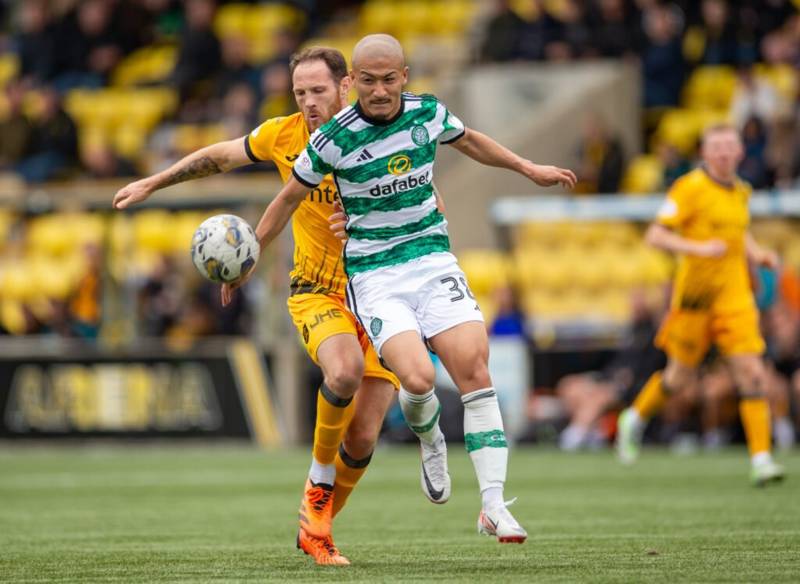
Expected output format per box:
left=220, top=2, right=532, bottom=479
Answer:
left=701, top=123, right=740, bottom=144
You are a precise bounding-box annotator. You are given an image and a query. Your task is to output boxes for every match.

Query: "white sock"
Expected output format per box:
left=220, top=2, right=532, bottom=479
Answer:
left=399, top=387, right=444, bottom=445
left=626, top=407, right=646, bottom=432
left=481, top=486, right=504, bottom=510
left=559, top=423, right=588, bottom=451
left=751, top=451, right=773, bottom=467
left=774, top=416, right=795, bottom=450
left=463, top=388, right=507, bottom=497
left=309, top=459, right=336, bottom=486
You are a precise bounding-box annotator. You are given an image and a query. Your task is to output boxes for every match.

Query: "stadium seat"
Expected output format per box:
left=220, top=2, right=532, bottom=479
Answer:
left=0, top=53, right=19, bottom=89
left=459, top=249, right=512, bottom=296
left=620, top=155, right=664, bottom=194
left=682, top=66, right=737, bottom=110
left=753, top=63, right=799, bottom=100
left=111, top=46, right=178, bottom=87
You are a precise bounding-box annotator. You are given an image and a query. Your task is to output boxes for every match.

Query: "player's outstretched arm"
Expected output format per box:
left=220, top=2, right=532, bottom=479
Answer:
left=745, top=232, right=779, bottom=269
left=645, top=223, right=727, bottom=258
left=448, top=128, right=577, bottom=189
left=221, top=176, right=309, bottom=306
left=112, top=138, right=252, bottom=209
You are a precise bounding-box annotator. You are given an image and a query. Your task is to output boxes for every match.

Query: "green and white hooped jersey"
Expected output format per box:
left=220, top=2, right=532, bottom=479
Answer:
left=292, top=92, right=466, bottom=277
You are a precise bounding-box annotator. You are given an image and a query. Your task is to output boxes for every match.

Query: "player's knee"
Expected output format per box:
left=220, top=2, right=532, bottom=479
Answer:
left=324, top=362, right=363, bottom=397
left=401, top=366, right=436, bottom=395
left=664, top=363, right=695, bottom=391
left=736, top=366, right=766, bottom=397
left=461, top=360, right=491, bottom=389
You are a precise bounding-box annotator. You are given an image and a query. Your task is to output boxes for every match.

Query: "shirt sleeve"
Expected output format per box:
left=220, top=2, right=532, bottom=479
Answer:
left=437, top=101, right=466, bottom=145
left=291, top=131, right=335, bottom=188
left=244, top=117, right=283, bottom=162
left=656, top=176, right=694, bottom=229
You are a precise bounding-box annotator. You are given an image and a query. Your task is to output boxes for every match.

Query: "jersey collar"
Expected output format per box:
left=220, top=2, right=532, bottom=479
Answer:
left=354, top=94, right=405, bottom=126
left=700, top=165, right=736, bottom=190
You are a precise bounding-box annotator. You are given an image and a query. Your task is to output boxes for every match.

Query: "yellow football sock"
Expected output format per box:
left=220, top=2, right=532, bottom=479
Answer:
left=312, top=384, right=355, bottom=466
left=739, top=397, right=771, bottom=456
left=632, top=371, right=668, bottom=420
left=332, top=445, right=372, bottom=518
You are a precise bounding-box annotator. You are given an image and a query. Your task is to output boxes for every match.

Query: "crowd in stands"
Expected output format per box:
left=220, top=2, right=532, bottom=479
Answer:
left=0, top=0, right=305, bottom=183
left=481, top=0, right=800, bottom=193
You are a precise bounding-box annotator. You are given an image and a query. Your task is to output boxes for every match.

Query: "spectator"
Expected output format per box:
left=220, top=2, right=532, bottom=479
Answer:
left=13, top=0, right=56, bottom=85
left=216, top=35, right=259, bottom=98
left=575, top=115, right=625, bottom=194
left=479, top=0, right=529, bottom=62
left=69, top=242, right=103, bottom=340
left=0, top=81, right=34, bottom=169
left=738, top=115, right=773, bottom=188
left=81, top=143, right=137, bottom=179
left=489, top=285, right=526, bottom=338
left=17, top=87, right=78, bottom=183
left=657, top=142, right=692, bottom=188
left=52, top=0, right=123, bottom=90
left=259, top=62, right=294, bottom=120
left=556, top=290, right=667, bottom=450
left=683, top=0, right=740, bottom=66
left=589, top=0, right=642, bottom=58
left=544, top=0, right=593, bottom=61
left=641, top=3, right=687, bottom=108
left=729, top=67, right=789, bottom=128
left=137, top=255, right=184, bottom=337
left=168, top=0, right=222, bottom=100
left=221, top=82, right=259, bottom=140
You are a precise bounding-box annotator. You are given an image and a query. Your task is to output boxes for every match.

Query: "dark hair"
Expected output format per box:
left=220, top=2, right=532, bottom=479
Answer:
left=289, top=47, right=348, bottom=83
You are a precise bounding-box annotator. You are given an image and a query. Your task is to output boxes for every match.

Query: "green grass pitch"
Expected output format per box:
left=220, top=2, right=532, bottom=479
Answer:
left=1, top=445, right=798, bottom=583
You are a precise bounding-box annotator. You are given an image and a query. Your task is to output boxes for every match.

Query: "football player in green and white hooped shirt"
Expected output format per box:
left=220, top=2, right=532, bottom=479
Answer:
left=226, top=34, right=576, bottom=543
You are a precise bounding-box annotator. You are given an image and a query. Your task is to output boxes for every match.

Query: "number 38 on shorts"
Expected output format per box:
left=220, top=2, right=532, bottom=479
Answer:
left=345, top=254, right=484, bottom=355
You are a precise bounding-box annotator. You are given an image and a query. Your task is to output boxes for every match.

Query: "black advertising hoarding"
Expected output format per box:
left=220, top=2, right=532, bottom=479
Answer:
left=0, top=339, right=281, bottom=444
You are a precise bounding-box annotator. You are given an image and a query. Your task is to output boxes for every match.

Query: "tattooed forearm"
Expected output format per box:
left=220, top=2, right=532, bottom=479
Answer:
left=158, top=156, right=222, bottom=188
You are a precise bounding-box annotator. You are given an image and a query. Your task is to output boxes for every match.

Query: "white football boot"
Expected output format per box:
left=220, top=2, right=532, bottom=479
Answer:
left=420, top=433, right=451, bottom=504
left=478, top=498, right=527, bottom=543
left=615, top=407, right=644, bottom=465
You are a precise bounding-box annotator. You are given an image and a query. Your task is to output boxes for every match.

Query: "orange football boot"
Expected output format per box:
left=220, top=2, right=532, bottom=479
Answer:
left=298, top=479, right=334, bottom=538
left=296, top=528, right=350, bottom=566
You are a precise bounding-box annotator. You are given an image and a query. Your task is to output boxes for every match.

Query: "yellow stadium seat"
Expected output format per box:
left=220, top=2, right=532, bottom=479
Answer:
left=111, top=46, right=177, bottom=87
left=652, top=108, right=730, bottom=156
left=459, top=249, right=511, bottom=296
left=621, top=155, right=664, bottom=194
left=682, top=66, right=737, bottom=110
left=753, top=63, right=799, bottom=100
left=360, top=1, right=398, bottom=37
left=0, top=298, right=27, bottom=334
left=214, top=3, right=250, bottom=38
left=0, top=54, right=19, bottom=88
left=133, top=210, right=175, bottom=253
left=114, top=124, right=148, bottom=159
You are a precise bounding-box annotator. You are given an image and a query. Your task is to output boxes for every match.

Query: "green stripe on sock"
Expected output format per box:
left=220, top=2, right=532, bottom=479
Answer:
left=408, top=404, right=442, bottom=434
left=465, top=430, right=508, bottom=453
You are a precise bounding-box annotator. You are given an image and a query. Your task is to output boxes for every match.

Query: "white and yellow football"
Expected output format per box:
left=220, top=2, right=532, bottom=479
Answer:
left=190, top=214, right=260, bottom=284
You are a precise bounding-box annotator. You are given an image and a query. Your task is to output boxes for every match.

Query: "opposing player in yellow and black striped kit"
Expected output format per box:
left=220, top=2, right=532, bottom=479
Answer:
left=113, top=47, right=402, bottom=565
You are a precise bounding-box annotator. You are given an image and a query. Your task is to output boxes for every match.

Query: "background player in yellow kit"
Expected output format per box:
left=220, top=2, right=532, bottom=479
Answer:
left=113, top=47, right=401, bottom=565
left=616, top=124, right=785, bottom=486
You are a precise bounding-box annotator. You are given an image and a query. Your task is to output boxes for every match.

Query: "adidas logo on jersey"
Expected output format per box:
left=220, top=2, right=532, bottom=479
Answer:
left=355, top=149, right=374, bottom=162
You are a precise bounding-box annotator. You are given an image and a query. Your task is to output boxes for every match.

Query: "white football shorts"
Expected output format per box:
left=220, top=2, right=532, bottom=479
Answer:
left=345, top=252, right=485, bottom=355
